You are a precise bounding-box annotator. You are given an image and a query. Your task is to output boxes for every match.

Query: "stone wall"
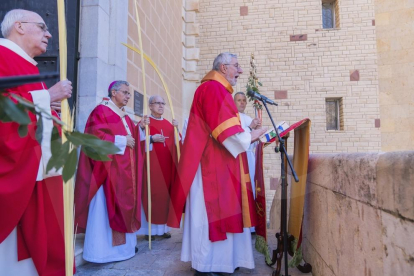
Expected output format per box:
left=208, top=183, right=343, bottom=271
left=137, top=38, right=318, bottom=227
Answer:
left=375, top=0, right=414, bottom=151
left=126, top=0, right=184, bottom=122
left=76, top=0, right=129, bottom=132
left=269, top=152, right=414, bottom=275
left=195, top=0, right=382, bottom=216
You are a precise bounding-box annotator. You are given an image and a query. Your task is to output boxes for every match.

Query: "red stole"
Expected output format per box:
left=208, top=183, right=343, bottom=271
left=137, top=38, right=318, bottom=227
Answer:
left=74, top=100, right=143, bottom=242
left=142, top=117, right=178, bottom=224
left=168, top=71, right=256, bottom=242
left=0, top=45, right=66, bottom=275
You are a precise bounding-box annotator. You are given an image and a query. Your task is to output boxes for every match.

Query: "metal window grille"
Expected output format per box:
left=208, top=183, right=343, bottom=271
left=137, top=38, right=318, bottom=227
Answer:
left=322, top=3, right=335, bottom=29
left=326, top=99, right=340, bottom=130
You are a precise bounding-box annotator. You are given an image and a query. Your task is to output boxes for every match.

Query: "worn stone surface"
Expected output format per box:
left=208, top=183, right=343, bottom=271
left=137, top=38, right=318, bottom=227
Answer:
left=331, top=153, right=379, bottom=206
left=299, top=152, right=414, bottom=275
left=381, top=211, right=414, bottom=275
left=302, top=183, right=329, bottom=269
left=377, top=151, right=414, bottom=221
left=76, top=229, right=309, bottom=275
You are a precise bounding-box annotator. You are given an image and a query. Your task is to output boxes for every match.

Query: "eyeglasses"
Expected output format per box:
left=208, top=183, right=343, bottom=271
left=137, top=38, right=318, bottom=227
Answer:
left=117, top=90, right=131, bottom=96
left=20, top=22, right=49, bottom=32
left=224, top=63, right=241, bottom=69
left=150, top=102, right=166, bottom=106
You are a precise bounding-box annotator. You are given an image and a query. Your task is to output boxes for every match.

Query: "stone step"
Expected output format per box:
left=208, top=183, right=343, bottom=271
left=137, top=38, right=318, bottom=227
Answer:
left=74, top=234, right=86, bottom=269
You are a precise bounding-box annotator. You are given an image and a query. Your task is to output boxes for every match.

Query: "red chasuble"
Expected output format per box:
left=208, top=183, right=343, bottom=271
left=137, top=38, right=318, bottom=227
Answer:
left=0, top=45, right=66, bottom=275
left=142, top=117, right=178, bottom=224
left=168, top=71, right=256, bottom=242
left=74, top=99, right=143, bottom=242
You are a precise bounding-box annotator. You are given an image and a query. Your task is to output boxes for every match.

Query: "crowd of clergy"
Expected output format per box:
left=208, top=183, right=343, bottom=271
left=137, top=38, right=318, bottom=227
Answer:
left=0, top=9, right=267, bottom=276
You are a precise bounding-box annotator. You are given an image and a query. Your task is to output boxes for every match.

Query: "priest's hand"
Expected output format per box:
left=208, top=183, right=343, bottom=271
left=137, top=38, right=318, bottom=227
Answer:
left=126, top=135, right=135, bottom=148
left=249, top=118, right=261, bottom=130
left=140, top=115, right=150, bottom=129
left=250, top=128, right=267, bottom=142
left=50, top=101, right=61, bottom=112
left=152, top=134, right=165, bottom=143
left=172, top=119, right=179, bottom=129
left=48, top=80, right=73, bottom=102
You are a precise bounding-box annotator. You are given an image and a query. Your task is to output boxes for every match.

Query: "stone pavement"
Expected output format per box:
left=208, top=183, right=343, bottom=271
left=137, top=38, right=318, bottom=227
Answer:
left=75, top=229, right=311, bottom=276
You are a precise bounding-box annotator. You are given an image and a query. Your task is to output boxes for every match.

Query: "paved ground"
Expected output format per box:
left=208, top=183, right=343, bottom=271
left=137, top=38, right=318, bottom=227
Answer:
left=76, top=229, right=310, bottom=276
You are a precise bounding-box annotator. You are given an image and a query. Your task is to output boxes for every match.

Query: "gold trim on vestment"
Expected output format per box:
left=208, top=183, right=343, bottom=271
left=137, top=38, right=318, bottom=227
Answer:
left=211, top=117, right=240, bottom=140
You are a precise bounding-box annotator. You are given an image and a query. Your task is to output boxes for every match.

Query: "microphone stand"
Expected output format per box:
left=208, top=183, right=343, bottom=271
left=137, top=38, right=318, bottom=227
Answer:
left=260, top=99, right=299, bottom=276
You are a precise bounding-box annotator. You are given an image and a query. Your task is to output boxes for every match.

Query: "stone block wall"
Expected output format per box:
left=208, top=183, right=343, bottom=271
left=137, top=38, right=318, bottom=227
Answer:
left=375, top=0, right=414, bottom=151
left=77, top=0, right=129, bottom=132
left=195, top=0, right=382, bottom=216
left=273, top=152, right=414, bottom=275
left=126, top=0, right=184, bottom=123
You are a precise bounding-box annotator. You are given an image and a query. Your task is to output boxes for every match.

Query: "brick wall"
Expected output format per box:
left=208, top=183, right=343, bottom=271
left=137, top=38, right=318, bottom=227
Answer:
left=375, top=0, right=414, bottom=151
left=194, top=0, right=382, bottom=215
left=126, top=0, right=184, bottom=123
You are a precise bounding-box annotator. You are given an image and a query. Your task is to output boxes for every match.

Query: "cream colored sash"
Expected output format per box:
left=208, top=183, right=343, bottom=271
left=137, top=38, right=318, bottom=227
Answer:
left=99, top=98, right=131, bottom=135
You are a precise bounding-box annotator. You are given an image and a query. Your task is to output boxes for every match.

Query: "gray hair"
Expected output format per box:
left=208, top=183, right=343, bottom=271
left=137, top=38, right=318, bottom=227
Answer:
left=234, top=92, right=246, bottom=99
left=108, top=80, right=129, bottom=97
left=148, top=95, right=164, bottom=104
left=1, top=9, right=28, bottom=38
left=212, top=52, right=238, bottom=71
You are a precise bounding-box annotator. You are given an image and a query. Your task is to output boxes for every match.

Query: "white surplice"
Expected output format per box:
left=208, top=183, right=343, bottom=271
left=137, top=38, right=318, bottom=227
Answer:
left=180, top=119, right=255, bottom=273
left=239, top=113, right=259, bottom=233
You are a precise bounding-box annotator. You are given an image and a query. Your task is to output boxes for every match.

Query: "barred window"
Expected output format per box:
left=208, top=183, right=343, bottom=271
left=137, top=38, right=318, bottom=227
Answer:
left=326, top=98, right=343, bottom=130
left=322, top=1, right=339, bottom=29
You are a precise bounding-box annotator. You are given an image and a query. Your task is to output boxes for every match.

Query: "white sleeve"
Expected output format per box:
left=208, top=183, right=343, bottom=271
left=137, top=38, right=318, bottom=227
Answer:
left=30, top=89, right=62, bottom=180
left=114, top=135, right=127, bottom=155
left=222, top=131, right=251, bottom=158
left=181, top=118, right=189, bottom=141
left=138, top=127, right=153, bottom=151
left=138, top=126, right=146, bottom=141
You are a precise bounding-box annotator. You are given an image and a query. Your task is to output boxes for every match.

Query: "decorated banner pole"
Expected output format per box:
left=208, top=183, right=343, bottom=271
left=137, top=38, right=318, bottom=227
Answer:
left=57, top=0, right=74, bottom=274
left=133, top=0, right=153, bottom=249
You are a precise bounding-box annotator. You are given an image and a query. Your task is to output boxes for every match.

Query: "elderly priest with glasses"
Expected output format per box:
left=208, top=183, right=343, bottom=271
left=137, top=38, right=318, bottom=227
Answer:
left=74, top=81, right=148, bottom=263
left=0, top=9, right=73, bottom=276
left=168, top=52, right=266, bottom=275
left=137, top=95, right=180, bottom=241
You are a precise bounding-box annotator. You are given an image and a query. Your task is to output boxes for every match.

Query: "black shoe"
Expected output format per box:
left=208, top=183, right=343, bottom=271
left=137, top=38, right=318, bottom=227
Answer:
left=144, top=235, right=155, bottom=241
left=194, top=271, right=224, bottom=276
left=161, top=232, right=171, bottom=239
left=135, top=246, right=138, bottom=253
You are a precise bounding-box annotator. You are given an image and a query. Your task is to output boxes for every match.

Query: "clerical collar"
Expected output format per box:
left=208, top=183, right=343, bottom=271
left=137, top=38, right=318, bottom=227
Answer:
left=0, top=38, right=37, bottom=66
left=109, top=99, right=125, bottom=111
left=150, top=114, right=163, bottom=120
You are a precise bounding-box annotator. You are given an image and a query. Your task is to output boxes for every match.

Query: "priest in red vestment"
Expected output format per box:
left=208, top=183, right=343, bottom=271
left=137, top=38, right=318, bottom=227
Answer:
left=137, top=95, right=179, bottom=240
left=167, top=52, right=266, bottom=275
left=0, top=9, right=72, bottom=276
left=74, top=81, right=148, bottom=263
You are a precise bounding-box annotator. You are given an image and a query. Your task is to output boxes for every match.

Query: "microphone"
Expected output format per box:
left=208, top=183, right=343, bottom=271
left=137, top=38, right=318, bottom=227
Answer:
left=247, top=90, right=278, bottom=106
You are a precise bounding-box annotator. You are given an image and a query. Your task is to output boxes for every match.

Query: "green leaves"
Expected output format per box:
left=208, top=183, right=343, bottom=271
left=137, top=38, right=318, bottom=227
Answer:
left=66, top=131, right=120, bottom=158
left=0, top=95, right=31, bottom=125
left=1, top=91, right=121, bottom=182
left=62, top=149, right=78, bottom=182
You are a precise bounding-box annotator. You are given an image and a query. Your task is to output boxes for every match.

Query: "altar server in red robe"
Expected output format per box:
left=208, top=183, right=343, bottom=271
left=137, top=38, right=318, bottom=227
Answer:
left=168, top=52, right=266, bottom=275
left=74, top=81, right=148, bottom=263
left=138, top=95, right=179, bottom=240
left=0, top=9, right=72, bottom=276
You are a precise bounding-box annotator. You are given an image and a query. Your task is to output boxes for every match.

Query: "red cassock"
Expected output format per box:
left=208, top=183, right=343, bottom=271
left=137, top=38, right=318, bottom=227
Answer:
left=74, top=101, right=143, bottom=242
left=142, top=118, right=178, bottom=224
left=167, top=71, right=256, bottom=242
left=0, top=45, right=66, bottom=275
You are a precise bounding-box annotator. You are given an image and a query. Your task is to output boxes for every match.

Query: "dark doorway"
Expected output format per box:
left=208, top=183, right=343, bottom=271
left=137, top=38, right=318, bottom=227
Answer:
left=0, top=0, right=80, bottom=109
